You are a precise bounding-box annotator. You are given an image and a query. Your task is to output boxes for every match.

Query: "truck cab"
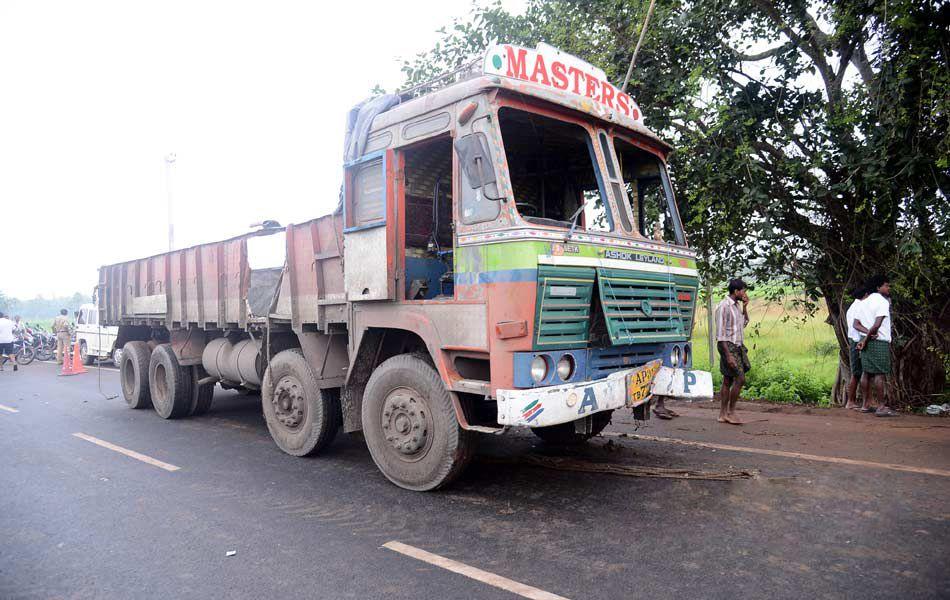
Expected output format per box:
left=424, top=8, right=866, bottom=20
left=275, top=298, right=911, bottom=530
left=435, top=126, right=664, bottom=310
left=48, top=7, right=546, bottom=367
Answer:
left=341, top=43, right=703, bottom=427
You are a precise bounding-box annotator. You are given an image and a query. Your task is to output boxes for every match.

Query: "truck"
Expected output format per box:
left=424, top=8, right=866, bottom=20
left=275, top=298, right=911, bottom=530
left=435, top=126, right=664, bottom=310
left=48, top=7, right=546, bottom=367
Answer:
left=97, top=43, right=709, bottom=491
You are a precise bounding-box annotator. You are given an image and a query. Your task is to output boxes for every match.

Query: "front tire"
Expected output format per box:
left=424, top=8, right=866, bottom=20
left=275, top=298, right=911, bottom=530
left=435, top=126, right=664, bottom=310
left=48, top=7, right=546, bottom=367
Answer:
left=361, top=354, right=476, bottom=491
left=16, top=346, right=35, bottom=365
left=262, top=349, right=340, bottom=456
left=148, top=344, right=191, bottom=419
left=531, top=410, right=613, bottom=445
left=80, top=342, right=95, bottom=366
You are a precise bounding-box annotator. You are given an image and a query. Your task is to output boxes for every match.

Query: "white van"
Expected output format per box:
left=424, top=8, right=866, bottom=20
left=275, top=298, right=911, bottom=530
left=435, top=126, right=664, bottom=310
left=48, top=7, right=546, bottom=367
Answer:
left=75, top=303, right=121, bottom=365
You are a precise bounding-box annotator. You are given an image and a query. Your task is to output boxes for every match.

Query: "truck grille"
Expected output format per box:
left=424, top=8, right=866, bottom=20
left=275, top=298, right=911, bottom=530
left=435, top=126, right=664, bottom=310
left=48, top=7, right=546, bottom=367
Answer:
left=588, top=344, right=662, bottom=379
left=596, top=268, right=694, bottom=344
left=533, top=265, right=595, bottom=349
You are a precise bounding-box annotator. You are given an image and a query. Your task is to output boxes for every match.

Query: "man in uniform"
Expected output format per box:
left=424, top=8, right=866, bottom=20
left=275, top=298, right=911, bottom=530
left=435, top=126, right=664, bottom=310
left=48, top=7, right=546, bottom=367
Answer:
left=715, top=279, right=751, bottom=425
left=52, top=308, right=72, bottom=364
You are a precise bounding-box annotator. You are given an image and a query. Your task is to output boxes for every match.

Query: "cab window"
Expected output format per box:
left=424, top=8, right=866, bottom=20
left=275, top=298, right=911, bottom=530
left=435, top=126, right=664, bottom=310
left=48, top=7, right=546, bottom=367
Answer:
left=613, top=137, right=684, bottom=245
left=498, top=107, right=611, bottom=232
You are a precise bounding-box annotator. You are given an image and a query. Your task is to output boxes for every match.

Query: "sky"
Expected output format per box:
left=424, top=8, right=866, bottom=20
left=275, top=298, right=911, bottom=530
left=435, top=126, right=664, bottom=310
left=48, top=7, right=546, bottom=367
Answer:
left=0, top=0, right=526, bottom=299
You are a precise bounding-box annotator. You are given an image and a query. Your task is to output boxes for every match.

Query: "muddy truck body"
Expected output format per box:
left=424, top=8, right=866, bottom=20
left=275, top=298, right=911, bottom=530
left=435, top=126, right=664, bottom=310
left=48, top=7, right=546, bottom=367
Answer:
left=98, top=44, right=708, bottom=490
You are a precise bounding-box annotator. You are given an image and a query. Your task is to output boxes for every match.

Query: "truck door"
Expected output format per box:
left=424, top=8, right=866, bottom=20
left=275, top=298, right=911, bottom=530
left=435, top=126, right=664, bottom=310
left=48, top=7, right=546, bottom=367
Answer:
left=343, top=150, right=396, bottom=301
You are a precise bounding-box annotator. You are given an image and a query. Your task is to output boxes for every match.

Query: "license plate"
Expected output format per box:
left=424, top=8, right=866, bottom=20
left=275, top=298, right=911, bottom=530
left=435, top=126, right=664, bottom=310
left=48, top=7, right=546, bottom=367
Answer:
left=625, top=359, right=662, bottom=407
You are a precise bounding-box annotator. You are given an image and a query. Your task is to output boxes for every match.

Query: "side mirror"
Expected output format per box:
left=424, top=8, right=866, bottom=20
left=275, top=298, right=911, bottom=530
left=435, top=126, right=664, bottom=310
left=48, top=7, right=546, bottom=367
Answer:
left=454, top=133, right=505, bottom=200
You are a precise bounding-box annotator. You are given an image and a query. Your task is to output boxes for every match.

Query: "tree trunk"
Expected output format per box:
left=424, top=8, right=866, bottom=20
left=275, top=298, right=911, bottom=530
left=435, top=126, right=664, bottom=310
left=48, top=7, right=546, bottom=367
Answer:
left=823, top=290, right=853, bottom=406
left=890, top=314, right=948, bottom=408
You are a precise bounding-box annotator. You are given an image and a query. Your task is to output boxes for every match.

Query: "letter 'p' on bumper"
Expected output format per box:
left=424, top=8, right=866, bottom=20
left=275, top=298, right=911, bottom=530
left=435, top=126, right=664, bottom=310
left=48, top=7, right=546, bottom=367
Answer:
left=496, top=360, right=662, bottom=428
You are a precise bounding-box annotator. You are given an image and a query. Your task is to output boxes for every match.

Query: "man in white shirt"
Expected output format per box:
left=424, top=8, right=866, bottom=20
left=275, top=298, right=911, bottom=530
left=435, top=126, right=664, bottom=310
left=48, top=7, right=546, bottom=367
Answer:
left=856, top=275, right=897, bottom=417
left=0, top=312, right=18, bottom=372
left=844, top=285, right=869, bottom=409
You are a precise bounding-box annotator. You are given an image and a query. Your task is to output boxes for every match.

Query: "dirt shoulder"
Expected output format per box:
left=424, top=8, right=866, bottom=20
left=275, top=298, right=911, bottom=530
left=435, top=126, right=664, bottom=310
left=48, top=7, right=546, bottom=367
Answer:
left=609, top=399, right=950, bottom=473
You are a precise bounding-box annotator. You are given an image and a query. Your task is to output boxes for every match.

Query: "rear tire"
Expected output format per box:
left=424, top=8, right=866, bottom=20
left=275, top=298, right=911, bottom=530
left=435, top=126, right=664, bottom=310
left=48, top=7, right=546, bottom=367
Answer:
left=148, top=344, right=191, bottom=419
left=262, top=349, right=340, bottom=456
left=531, top=410, right=613, bottom=445
left=189, top=365, right=215, bottom=416
left=362, top=353, right=476, bottom=491
left=121, top=341, right=152, bottom=409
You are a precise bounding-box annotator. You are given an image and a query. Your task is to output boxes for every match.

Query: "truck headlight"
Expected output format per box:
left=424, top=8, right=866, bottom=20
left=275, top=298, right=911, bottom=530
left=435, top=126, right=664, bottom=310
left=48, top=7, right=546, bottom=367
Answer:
left=683, top=344, right=691, bottom=367
left=556, top=354, right=575, bottom=381
left=670, top=345, right=682, bottom=367
left=530, top=355, right=548, bottom=383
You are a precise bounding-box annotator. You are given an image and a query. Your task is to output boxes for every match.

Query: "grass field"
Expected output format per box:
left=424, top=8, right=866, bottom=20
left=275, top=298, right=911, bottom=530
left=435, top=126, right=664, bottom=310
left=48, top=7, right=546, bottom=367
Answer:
left=690, top=297, right=839, bottom=405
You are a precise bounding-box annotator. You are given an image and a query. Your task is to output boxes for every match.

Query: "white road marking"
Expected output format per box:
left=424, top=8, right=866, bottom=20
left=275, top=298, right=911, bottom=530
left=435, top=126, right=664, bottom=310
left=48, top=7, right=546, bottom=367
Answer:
left=72, top=433, right=180, bottom=472
left=0, top=404, right=19, bottom=413
left=382, top=541, right=569, bottom=600
left=603, top=432, right=950, bottom=478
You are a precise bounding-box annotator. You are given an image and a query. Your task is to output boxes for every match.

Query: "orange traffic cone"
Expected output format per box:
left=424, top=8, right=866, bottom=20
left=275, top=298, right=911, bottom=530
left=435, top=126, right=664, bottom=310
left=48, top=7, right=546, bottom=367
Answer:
left=71, top=342, right=88, bottom=375
left=59, top=344, right=75, bottom=376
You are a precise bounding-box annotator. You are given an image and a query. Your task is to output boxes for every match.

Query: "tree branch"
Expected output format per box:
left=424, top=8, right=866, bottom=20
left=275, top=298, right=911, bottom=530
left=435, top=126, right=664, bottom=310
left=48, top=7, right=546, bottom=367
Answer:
left=722, top=41, right=793, bottom=62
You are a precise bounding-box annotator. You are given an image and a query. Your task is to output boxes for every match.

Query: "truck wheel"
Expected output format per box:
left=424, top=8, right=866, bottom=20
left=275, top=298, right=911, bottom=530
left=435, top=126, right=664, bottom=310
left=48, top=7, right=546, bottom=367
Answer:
left=120, top=341, right=152, bottom=409
left=189, top=365, right=215, bottom=416
left=531, top=410, right=614, bottom=445
left=148, top=344, right=192, bottom=419
left=80, top=341, right=95, bottom=366
left=362, top=354, right=476, bottom=491
left=262, top=349, right=340, bottom=456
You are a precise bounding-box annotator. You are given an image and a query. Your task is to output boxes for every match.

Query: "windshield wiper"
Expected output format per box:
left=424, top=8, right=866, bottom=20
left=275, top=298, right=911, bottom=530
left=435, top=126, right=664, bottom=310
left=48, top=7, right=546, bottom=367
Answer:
left=566, top=196, right=594, bottom=240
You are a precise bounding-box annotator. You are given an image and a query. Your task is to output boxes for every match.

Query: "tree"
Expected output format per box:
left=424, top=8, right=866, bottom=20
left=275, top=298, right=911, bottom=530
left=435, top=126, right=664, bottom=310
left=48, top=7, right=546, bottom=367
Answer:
left=404, top=0, right=948, bottom=406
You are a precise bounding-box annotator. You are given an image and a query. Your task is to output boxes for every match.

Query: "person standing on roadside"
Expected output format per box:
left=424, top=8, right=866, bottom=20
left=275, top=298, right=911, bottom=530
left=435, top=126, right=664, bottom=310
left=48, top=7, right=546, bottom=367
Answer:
left=0, top=312, right=18, bottom=372
left=715, top=279, right=751, bottom=425
left=52, top=308, right=72, bottom=365
left=844, top=284, right=870, bottom=410
left=856, top=275, right=898, bottom=417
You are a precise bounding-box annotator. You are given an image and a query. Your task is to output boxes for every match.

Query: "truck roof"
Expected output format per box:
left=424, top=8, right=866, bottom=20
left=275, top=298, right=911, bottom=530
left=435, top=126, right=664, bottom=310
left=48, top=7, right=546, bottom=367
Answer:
left=373, top=43, right=671, bottom=152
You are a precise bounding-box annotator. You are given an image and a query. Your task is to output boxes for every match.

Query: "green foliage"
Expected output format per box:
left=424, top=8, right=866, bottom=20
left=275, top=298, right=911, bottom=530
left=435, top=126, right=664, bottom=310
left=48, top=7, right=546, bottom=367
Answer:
left=406, top=0, right=949, bottom=405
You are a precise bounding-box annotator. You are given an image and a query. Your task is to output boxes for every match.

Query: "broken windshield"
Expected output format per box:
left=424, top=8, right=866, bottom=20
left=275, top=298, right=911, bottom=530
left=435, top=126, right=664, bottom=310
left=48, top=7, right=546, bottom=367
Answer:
left=498, top=107, right=612, bottom=232
left=613, top=136, right=686, bottom=245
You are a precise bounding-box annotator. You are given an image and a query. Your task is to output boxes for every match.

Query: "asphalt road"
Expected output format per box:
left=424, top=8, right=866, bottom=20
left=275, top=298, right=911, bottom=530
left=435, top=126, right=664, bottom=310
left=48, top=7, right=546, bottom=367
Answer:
left=1, top=362, right=948, bottom=599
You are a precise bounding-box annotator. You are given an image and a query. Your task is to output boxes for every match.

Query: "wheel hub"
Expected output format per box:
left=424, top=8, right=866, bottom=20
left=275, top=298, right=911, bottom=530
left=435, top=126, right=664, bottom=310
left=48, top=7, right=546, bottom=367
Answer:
left=273, top=376, right=305, bottom=428
left=381, top=389, right=429, bottom=456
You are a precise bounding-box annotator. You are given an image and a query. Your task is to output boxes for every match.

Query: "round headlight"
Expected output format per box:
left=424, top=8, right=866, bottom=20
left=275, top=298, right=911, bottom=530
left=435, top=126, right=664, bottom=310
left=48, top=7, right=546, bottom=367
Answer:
left=670, top=345, right=682, bottom=367
left=556, top=354, right=575, bottom=381
left=683, top=344, right=691, bottom=368
left=530, top=355, right=548, bottom=383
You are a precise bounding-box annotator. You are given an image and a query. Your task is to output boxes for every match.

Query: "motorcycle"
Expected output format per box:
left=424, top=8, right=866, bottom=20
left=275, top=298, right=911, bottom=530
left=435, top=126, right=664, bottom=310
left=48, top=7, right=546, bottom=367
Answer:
left=29, top=326, right=56, bottom=361
left=5, top=333, right=36, bottom=366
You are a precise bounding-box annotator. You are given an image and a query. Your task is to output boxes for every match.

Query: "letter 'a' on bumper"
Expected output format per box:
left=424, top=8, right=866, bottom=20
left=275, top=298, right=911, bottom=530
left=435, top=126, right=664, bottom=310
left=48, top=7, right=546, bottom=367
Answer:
left=497, top=360, right=663, bottom=428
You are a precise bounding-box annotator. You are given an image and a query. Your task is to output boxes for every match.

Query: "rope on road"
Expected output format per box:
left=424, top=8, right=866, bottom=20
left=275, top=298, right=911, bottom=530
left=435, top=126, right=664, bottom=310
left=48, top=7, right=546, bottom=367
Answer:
left=481, top=455, right=756, bottom=481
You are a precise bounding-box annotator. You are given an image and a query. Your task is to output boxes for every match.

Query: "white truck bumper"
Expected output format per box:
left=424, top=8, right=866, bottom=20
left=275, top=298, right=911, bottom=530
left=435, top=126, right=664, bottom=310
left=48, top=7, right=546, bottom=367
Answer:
left=650, top=366, right=715, bottom=400
left=497, top=360, right=664, bottom=428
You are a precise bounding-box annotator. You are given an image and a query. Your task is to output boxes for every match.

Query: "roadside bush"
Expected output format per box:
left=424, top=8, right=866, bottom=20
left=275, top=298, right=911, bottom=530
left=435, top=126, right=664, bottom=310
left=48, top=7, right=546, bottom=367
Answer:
left=742, top=361, right=832, bottom=405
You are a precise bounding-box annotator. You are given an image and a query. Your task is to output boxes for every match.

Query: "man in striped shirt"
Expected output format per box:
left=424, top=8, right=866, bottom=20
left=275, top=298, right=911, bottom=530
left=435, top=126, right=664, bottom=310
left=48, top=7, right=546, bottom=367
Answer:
left=715, top=279, right=750, bottom=425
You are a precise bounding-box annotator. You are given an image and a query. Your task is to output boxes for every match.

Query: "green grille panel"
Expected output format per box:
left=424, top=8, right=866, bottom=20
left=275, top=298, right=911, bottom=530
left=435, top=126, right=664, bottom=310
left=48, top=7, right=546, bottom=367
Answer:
left=596, top=268, right=698, bottom=344
left=533, top=265, right=596, bottom=349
